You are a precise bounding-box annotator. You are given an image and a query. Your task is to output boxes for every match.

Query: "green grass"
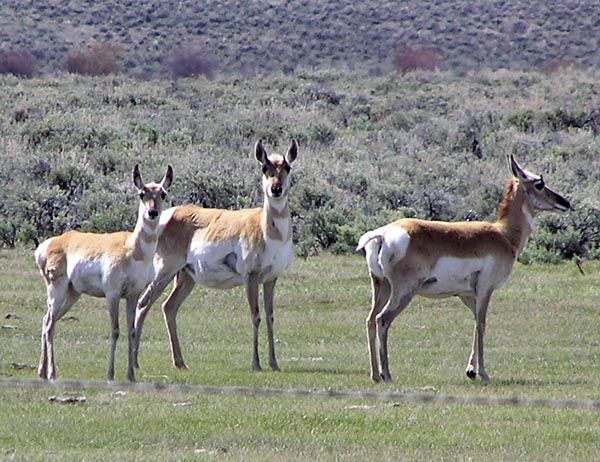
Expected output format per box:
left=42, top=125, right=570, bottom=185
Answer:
left=1, top=248, right=599, bottom=460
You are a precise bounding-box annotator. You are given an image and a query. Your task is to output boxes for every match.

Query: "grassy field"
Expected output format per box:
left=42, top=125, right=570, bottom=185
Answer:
left=1, top=247, right=599, bottom=460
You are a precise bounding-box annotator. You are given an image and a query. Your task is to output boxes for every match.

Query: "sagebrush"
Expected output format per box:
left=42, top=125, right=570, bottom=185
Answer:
left=1, top=69, right=599, bottom=262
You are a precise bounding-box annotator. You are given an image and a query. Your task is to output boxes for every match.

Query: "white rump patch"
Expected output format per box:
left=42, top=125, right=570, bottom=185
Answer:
left=35, top=238, right=53, bottom=268
left=361, top=225, right=410, bottom=280
left=379, top=226, right=410, bottom=272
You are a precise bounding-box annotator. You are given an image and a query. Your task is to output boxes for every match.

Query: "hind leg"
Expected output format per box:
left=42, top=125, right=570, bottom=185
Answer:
left=376, top=287, right=416, bottom=382
left=376, top=274, right=418, bottom=382
left=162, top=270, right=196, bottom=369
left=365, top=274, right=391, bottom=382
left=39, top=282, right=80, bottom=380
left=134, top=269, right=178, bottom=368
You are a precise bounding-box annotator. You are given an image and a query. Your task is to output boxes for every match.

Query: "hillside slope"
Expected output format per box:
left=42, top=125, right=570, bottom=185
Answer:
left=0, top=0, right=598, bottom=77
left=1, top=69, right=599, bottom=260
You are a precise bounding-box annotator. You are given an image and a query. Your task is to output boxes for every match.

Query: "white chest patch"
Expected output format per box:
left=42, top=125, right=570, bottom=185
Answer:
left=522, top=204, right=535, bottom=232
left=260, top=238, right=294, bottom=282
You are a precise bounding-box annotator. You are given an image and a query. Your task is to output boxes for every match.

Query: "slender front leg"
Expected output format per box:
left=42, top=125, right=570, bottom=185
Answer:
left=244, top=272, right=261, bottom=371
left=467, top=324, right=478, bottom=379
left=475, top=291, right=493, bottom=382
left=459, top=295, right=478, bottom=380
left=162, top=270, right=196, bottom=369
left=263, top=278, right=280, bottom=371
left=366, top=274, right=391, bottom=382
left=125, top=295, right=138, bottom=382
left=106, top=295, right=120, bottom=381
left=133, top=271, right=176, bottom=368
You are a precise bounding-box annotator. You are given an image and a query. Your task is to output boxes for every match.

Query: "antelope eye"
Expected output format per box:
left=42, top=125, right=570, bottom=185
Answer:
left=139, top=191, right=145, bottom=200
left=534, top=179, right=544, bottom=190
left=160, top=191, right=167, bottom=200
left=262, top=165, right=276, bottom=176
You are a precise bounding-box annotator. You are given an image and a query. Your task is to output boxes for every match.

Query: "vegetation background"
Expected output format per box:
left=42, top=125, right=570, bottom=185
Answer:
left=0, top=0, right=599, bottom=78
left=1, top=0, right=599, bottom=261
left=1, top=70, right=599, bottom=261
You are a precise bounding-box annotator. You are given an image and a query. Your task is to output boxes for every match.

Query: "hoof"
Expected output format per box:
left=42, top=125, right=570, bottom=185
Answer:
left=465, top=369, right=477, bottom=380
left=371, top=374, right=381, bottom=383
left=380, top=372, right=392, bottom=382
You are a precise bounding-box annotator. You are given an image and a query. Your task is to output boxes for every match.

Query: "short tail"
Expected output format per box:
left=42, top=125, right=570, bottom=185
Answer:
left=34, top=238, right=53, bottom=277
left=34, top=246, right=47, bottom=272
left=356, top=230, right=383, bottom=253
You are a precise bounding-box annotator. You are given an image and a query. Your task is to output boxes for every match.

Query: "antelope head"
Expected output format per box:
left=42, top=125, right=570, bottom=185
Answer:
left=255, top=139, right=298, bottom=200
left=508, top=155, right=570, bottom=213
left=132, top=164, right=174, bottom=221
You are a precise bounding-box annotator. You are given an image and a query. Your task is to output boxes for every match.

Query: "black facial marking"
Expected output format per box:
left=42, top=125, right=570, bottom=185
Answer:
left=534, top=179, right=545, bottom=191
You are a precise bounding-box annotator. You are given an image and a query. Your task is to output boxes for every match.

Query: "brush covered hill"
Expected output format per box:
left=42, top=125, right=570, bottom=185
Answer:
left=0, top=0, right=599, bottom=77
left=1, top=69, right=599, bottom=261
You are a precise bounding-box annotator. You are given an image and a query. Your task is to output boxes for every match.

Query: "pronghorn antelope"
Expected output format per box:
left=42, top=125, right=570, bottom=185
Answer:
left=357, top=155, right=570, bottom=382
left=36, top=164, right=173, bottom=382
left=133, top=139, right=297, bottom=372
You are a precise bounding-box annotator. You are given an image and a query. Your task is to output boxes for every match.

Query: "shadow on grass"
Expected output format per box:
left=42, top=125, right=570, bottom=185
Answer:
left=490, top=377, right=593, bottom=388
left=284, top=365, right=366, bottom=377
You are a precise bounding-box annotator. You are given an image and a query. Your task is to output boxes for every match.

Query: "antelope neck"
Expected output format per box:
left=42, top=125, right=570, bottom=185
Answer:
left=496, top=180, right=536, bottom=256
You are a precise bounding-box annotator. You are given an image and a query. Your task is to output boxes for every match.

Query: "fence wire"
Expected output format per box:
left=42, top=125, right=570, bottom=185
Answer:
left=2, top=377, right=599, bottom=411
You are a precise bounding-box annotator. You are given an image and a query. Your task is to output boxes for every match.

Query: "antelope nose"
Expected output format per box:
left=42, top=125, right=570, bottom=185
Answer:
left=148, top=209, right=159, bottom=219
left=271, top=184, right=282, bottom=196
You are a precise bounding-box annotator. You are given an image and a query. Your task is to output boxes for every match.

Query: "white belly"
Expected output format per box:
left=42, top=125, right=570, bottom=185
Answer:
left=67, top=256, right=153, bottom=298
left=67, top=257, right=106, bottom=297
left=186, top=238, right=293, bottom=289
left=418, top=256, right=485, bottom=298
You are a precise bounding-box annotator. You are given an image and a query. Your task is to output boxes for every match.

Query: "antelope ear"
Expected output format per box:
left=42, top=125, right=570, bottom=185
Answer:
left=132, top=164, right=144, bottom=190
left=161, top=165, right=173, bottom=190
left=508, top=154, right=525, bottom=179
left=285, top=139, right=298, bottom=164
left=255, top=139, right=269, bottom=165
left=509, top=155, right=538, bottom=182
